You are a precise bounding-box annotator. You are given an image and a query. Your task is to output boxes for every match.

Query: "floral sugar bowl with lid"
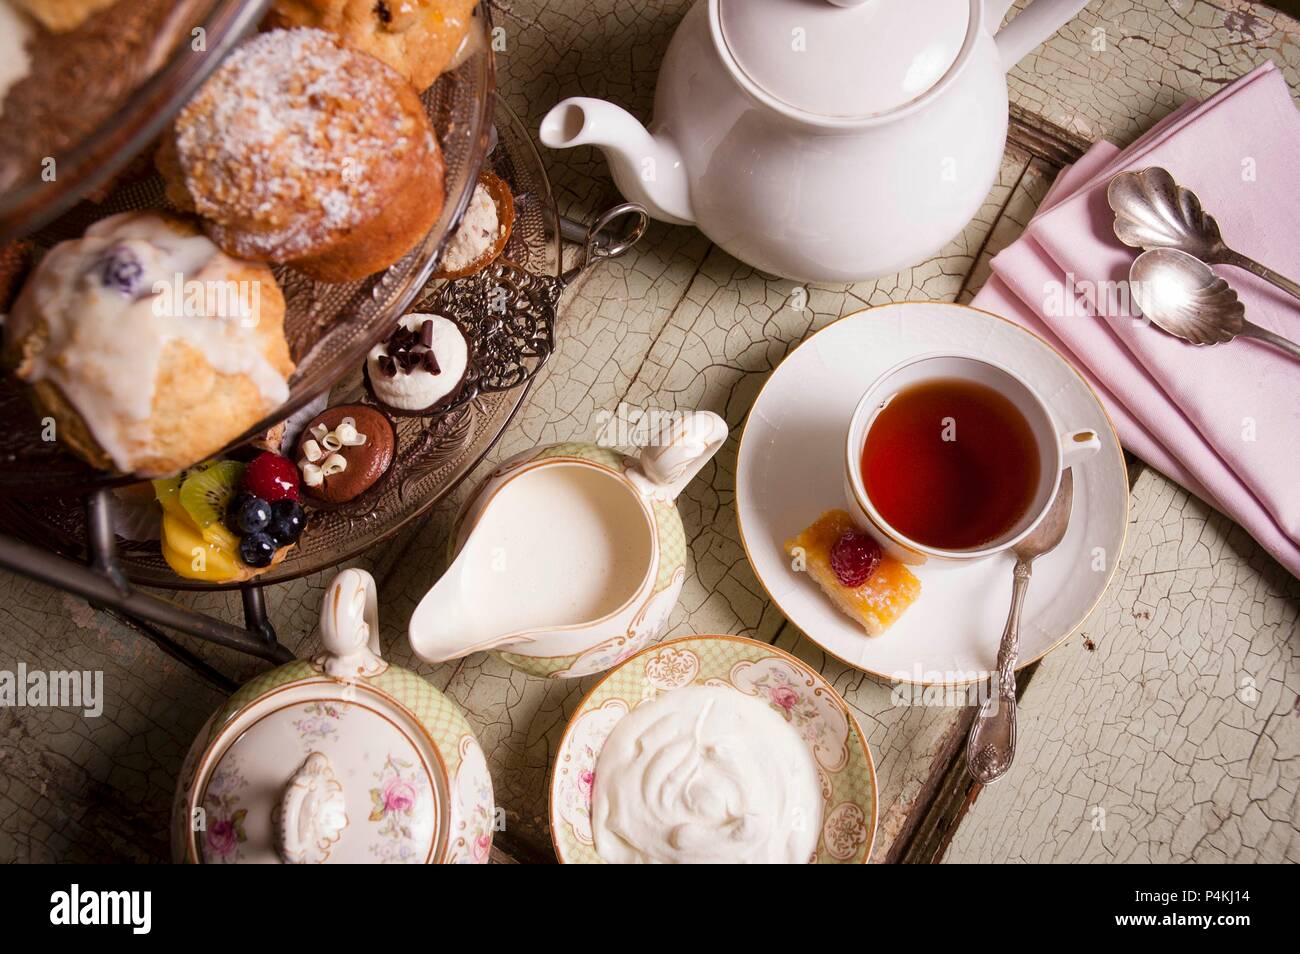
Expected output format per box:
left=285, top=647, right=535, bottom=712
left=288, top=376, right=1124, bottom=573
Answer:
left=171, top=569, right=495, bottom=864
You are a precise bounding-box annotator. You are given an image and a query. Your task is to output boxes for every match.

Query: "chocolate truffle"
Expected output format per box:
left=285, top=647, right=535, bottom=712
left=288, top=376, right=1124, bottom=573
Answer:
left=295, top=404, right=395, bottom=505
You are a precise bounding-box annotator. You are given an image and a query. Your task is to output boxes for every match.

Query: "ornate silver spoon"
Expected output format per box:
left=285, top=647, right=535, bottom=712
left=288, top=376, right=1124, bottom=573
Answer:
left=1129, top=248, right=1300, bottom=360
left=966, top=470, right=1075, bottom=785
left=1108, top=167, right=1300, bottom=303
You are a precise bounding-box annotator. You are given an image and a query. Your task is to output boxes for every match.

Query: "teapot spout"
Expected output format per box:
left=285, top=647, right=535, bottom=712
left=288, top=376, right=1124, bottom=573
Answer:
left=540, top=97, right=694, bottom=226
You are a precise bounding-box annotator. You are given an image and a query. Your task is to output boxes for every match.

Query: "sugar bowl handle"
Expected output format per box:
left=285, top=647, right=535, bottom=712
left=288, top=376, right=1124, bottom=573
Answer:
left=278, top=752, right=349, bottom=864
left=630, top=410, right=728, bottom=502
left=315, top=568, right=387, bottom=679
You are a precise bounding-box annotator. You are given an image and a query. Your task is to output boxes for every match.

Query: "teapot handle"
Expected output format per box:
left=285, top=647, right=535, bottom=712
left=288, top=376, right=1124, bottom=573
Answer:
left=630, top=410, right=728, bottom=502
left=989, top=0, right=1090, bottom=71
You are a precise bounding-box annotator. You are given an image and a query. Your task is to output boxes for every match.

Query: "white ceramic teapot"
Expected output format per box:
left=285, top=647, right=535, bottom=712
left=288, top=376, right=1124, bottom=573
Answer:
left=540, top=0, right=1089, bottom=283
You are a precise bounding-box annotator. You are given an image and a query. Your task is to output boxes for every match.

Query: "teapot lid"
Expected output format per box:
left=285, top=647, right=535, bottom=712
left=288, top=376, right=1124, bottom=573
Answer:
left=714, top=0, right=973, bottom=120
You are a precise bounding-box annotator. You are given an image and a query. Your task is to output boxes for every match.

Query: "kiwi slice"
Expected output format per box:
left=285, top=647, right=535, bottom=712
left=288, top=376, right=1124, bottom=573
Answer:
left=153, top=460, right=218, bottom=519
left=178, top=460, right=245, bottom=551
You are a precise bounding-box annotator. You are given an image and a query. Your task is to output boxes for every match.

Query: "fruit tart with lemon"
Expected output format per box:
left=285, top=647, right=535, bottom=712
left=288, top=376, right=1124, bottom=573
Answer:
left=784, top=509, right=921, bottom=637
left=154, top=453, right=306, bottom=583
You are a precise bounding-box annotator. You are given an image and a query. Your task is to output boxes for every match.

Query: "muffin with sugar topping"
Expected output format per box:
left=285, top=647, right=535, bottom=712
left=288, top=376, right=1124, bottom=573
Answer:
left=157, top=28, right=446, bottom=283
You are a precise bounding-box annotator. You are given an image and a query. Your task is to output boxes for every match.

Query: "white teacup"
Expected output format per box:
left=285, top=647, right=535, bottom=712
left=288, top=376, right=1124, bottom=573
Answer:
left=844, top=353, right=1100, bottom=565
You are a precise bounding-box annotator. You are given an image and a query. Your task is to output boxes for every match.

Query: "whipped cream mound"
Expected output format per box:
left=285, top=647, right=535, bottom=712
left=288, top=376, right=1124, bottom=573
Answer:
left=366, top=312, right=467, bottom=410
left=592, top=684, right=823, bottom=864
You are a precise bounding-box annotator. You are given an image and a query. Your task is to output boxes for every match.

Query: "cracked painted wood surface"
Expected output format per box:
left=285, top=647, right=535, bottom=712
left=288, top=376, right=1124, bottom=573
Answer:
left=1, top=0, right=1297, bottom=863
left=941, top=469, right=1300, bottom=863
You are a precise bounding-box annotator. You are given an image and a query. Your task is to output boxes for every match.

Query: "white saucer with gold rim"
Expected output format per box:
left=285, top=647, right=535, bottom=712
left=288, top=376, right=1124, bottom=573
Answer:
left=735, top=301, right=1128, bottom=685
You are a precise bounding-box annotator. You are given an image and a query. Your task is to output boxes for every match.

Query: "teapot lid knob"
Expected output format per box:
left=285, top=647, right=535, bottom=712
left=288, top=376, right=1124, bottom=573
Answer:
left=277, top=752, right=349, bottom=864
left=315, top=568, right=387, bottom=679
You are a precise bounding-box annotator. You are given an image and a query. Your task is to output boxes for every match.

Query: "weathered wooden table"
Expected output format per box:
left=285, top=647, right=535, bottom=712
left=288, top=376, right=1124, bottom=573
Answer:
left=2, top=0, right=1298, bottom=864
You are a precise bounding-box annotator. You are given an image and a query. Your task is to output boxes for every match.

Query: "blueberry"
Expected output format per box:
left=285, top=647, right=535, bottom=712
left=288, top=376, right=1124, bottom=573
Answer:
left=96, top=245, right=144, bottom=296
left=229, top=494, right=271, bottom=534
left=268, top=499, right=306, bottom=546
left=239, top=532, right=277, bottom=569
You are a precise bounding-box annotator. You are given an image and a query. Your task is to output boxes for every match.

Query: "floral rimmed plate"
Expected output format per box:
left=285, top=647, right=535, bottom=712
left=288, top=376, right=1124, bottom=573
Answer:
left=549, top=634, right=877, bottom=864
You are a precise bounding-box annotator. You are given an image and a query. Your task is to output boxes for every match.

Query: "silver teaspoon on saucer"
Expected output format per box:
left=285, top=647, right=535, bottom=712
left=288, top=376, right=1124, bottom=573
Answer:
left=1129, top=248, right=1300, bottom=360
left=1108, top=167, right=1300, bottom=303
left=966, top=469, right=1075, bottom=784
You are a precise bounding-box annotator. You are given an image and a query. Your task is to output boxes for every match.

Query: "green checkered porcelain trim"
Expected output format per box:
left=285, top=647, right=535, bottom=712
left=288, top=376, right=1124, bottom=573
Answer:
left=495, top=649, right=580, bottom=677
left=550, top=636, right=877, bottom=864
left=209, top=660, right=474, bottom=778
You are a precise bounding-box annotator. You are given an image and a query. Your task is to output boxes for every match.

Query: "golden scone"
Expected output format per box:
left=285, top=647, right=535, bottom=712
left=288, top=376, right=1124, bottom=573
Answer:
left=267, top=0, right=478, bottom=90
left=784, top=509, right=921, bottom=636
left=158, top=28, right=446, bottom=283
left=3, top=212, right=294, bottom=477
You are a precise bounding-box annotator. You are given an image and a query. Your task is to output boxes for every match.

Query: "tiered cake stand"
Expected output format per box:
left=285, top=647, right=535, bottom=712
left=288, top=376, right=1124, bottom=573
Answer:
left=0, top=3, right=645, bottom=688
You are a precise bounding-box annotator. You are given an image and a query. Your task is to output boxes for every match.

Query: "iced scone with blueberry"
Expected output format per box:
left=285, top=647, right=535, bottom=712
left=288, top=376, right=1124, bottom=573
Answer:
left=3, top=211, right=292, bottom=476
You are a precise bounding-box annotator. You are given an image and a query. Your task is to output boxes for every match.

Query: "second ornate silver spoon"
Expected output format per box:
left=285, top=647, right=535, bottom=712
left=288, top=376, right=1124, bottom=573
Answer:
left=1129, top=248, right=1300, bottom=360
left=1108, top=167, right=1300, bottom=303
left=966, top=470, right=1075, bottom=785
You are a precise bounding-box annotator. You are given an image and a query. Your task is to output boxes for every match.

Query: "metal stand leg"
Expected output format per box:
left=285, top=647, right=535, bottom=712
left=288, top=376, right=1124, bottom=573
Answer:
left=0, top=488, right=295, bottom=677
left=241, top=584, right=279, bottom=648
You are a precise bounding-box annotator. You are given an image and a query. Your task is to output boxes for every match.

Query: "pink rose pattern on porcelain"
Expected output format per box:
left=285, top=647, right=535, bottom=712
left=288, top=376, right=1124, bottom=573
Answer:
left=729, top=657, right=850, bottom=773
left=554, top=698, right=629, bottom=845
left=202, top=759, right=249, bottom=864
left=368, top=754, right=433, bottom=863
left=449, top=734, right=494, bottom=864
left=552, top=641, right=875, bottom=863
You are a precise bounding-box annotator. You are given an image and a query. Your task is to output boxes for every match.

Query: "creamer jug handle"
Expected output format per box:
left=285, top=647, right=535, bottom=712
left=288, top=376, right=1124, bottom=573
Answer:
left=630, top=410, right=728, bottom=502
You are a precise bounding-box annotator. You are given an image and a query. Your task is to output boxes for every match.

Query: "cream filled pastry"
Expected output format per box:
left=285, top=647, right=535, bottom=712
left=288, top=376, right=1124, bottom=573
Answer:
left=440, top=182, right=498, bottom=274
left=366, top=312, right=468, bottom=412
left=4, top=211, right=293, bottom=476
left=591, top=685, right=823, bottom=864
left=435, top=171, right=514, bottom=278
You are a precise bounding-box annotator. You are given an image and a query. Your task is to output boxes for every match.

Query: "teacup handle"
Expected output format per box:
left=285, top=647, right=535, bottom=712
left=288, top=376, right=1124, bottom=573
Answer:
left=1061, top=428, right=1101, bottom=468
left=631, top=410, right=728, bottom=502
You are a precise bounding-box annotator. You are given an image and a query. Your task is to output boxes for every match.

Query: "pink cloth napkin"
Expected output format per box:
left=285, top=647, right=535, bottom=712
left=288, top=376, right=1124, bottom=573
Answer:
left=972, top=63, right=1300, bottom=576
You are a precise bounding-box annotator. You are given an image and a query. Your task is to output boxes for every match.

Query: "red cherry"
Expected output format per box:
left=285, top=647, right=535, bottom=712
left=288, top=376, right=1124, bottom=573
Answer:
left=243, top=451, right=299, bottom=502
left=830, top=530, right=881, bottom=587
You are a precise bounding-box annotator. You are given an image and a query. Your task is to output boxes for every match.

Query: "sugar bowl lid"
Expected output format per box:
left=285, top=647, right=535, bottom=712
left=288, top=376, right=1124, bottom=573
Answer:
left=180, top=569, right=487, bottom=864
left=714, top=0, right=973, bottom=120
